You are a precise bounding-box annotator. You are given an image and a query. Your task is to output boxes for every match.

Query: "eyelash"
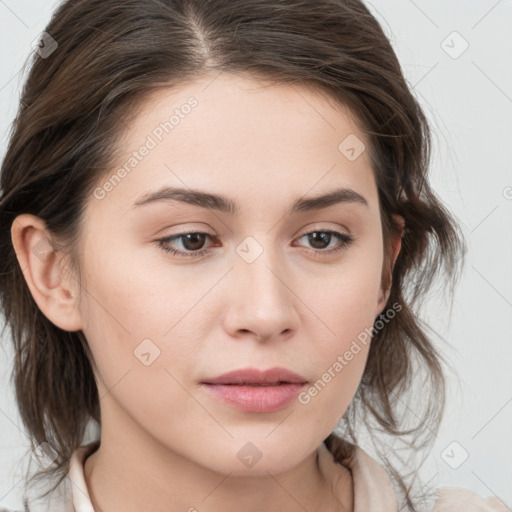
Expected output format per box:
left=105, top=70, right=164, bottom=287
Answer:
left=155, top=230, right=354, bottom=259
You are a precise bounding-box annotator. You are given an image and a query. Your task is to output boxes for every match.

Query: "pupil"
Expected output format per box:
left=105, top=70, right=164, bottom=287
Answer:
left=309, top=232, right=330, bottom=249
left=183, top=233, right=205, bottom=251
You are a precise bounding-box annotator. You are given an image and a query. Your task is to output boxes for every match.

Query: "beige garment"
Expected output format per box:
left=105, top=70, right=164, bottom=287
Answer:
left=62, top=440, right=510, bottom=512
left=432, top=487, right=511, bottom=512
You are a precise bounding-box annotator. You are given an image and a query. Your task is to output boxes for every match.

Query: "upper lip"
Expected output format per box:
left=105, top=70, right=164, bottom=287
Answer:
left=202, top=367, right=308, bottom=385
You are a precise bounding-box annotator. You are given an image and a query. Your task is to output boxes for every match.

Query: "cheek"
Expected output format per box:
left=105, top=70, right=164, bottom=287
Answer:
left=77, top=247, right=202, bottom=394
left=78, top=264, right=201, bottom=431
left=80, top=230, right=207, bottom=337
left=309, top=232, right=384, bottom=338
left=296, top=291, right=374, bottom=434
left=295, top=238, right=383, bottom=419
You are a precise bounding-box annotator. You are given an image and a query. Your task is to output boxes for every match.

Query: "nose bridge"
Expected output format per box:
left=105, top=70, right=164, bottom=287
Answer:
left=228, top=234, right=297, bottom=338
left=237, top=234, right=289, bottom=304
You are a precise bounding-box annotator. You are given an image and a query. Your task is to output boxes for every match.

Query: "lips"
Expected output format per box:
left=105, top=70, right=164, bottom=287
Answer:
left=201, top=367, right=308, bottom=386
left=200, top=367, right=308, bottom=413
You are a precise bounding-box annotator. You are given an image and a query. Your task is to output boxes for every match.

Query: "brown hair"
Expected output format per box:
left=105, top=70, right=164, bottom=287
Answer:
left=0, top=0, right=465, bottom=510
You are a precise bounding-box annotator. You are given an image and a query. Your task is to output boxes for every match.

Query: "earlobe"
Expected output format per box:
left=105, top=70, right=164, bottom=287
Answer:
left=390, top=213, right=405, bottom=267
left=11, top=214, right=83, bottom=332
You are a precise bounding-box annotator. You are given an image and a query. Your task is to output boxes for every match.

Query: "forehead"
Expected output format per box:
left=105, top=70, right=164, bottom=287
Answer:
left=127, top=72, right=367, bottom=145
left=90, top=72, right=377, bottom=216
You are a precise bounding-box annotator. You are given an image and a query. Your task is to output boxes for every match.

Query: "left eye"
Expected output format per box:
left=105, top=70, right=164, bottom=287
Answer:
left=294, top=230, right=353, bottom=252
left=156, top=232, right=214, bottom=258
left=155, top=230, right=354, bottom=259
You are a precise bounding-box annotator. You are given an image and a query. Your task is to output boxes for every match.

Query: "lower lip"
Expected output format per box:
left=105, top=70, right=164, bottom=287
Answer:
left=200, top=383, right=307, bottom=413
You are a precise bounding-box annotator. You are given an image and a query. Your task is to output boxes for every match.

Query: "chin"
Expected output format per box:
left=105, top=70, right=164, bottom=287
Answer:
left=207, top=443, right=310, bottom=477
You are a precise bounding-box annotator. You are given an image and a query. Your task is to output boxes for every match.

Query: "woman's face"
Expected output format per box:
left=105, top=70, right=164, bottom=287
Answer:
left=70, top=72, right=399, bottom=474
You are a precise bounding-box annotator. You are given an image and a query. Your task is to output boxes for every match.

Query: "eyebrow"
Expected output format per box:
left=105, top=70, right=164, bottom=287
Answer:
left=132, top=186, right=369, bottom=215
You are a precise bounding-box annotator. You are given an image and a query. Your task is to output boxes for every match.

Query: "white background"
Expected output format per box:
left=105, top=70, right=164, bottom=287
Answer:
left=1, top=0, right=511, bottom=509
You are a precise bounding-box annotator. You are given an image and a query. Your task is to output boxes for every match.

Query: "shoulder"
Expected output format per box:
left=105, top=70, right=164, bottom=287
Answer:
left=1, top=471, right=76, bottom=512
left=433, top=486, right=511, bottom=512
left=324, top=435, right=511, bottom=512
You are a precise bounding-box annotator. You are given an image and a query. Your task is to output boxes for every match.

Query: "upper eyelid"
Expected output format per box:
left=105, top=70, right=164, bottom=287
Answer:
left=159, top=227, right=353, bottom=247
left=161, top=226, right=350, bottom=239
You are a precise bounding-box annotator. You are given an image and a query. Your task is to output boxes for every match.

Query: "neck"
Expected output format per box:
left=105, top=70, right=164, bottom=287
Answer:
left=83, top=417, right=353, bottom=511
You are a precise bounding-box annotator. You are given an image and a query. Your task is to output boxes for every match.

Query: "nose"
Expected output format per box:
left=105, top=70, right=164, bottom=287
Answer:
left=222, top=243, right=300, bottom=343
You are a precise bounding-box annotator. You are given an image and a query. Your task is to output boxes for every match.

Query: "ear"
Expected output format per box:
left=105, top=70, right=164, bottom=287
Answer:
left=375, top=213, right=404, bottom=315
left=10, top=214, right=84, bottom=332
